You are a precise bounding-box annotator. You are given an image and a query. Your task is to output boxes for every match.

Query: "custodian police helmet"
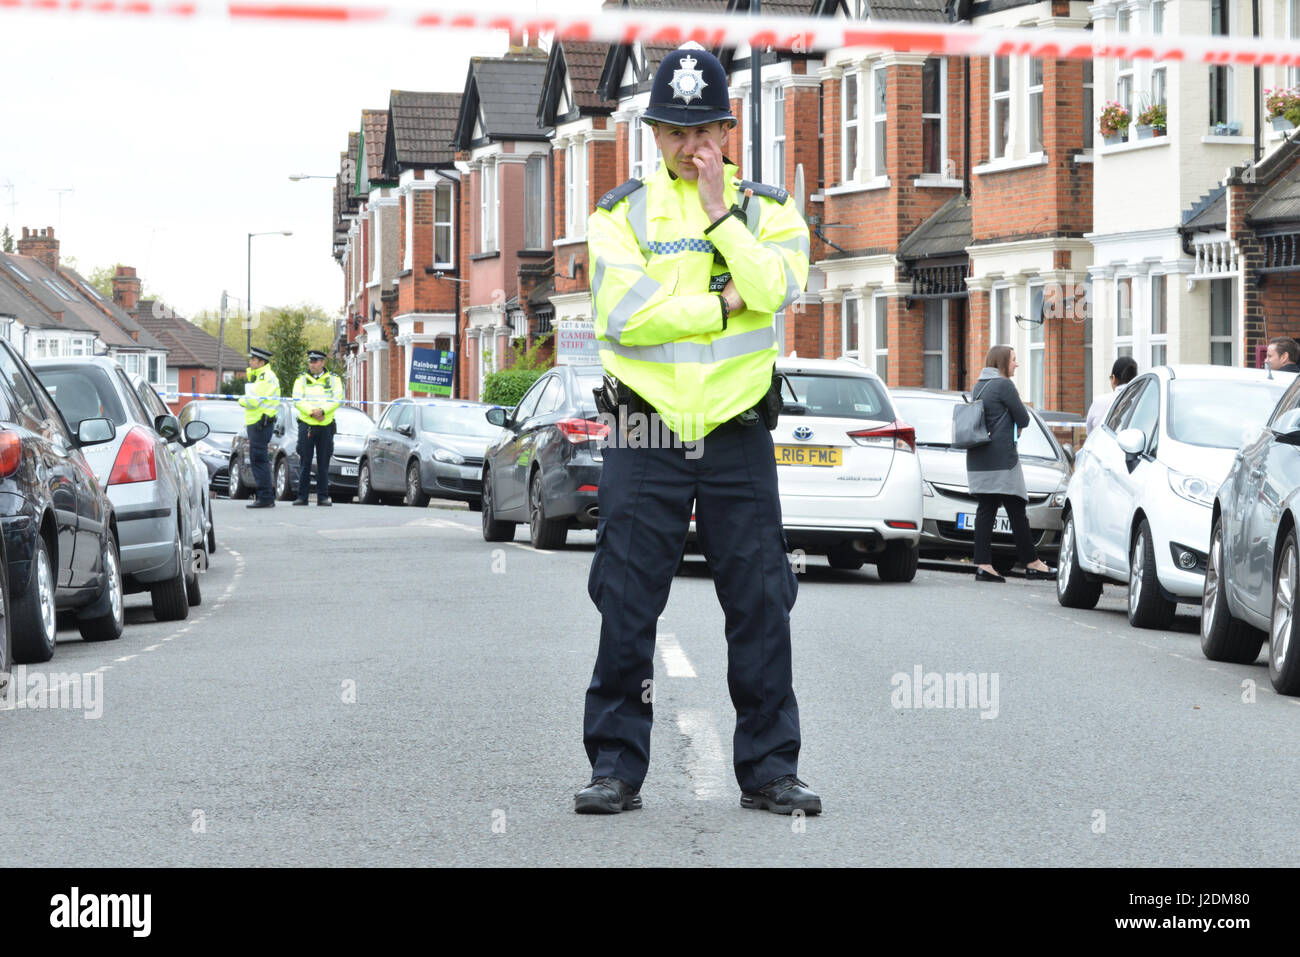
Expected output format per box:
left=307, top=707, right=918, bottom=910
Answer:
left=641, top=42, right=736, bottom=128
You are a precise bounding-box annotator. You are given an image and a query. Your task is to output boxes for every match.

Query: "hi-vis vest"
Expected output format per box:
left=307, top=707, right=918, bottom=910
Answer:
left=587, top=161, right=809, bottom=441
left=292, top=371, right=343, bottom=426
left=238, top=365, right=281, bottom=425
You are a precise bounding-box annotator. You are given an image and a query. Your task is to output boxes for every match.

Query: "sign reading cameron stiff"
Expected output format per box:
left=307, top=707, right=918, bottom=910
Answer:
left=410, top=347, right=455, bottom=396
left=555, top=320, right=600, bottom=366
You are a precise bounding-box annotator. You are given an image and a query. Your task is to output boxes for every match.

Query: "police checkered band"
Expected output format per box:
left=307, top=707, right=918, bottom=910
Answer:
left=647, top=238, right=716, bottom=255
left=249, top=346, right=273, bottom=360
left=307, top=350, right=327, bottom=360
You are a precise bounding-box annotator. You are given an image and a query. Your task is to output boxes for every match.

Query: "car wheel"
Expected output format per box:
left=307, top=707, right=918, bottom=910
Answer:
left=274, top=457, right=294, bottom=501
left=991, top=554, right=1016, bottom=576
left=186, top=543, right=204, bottom=607
left=357, top=461, right=379, bottom=504
left=11, top=532, right=56, bottom=663
left=206, top=501, right=216, bottom=554
left=1201, top=518, right=1264, bottom=664
left=1128, top=519, right=1175, bottom=629
left=529, top=470, right=568, bottom=549
left=1056, top=511, right=1103, bottom=609
left=826, top=547, right=865, bottom=571
left=229, top=455, right=251, bottom=499
left=150, top=528, right=190, bottom=622
left=78, top=530, right=125, bottom=642
left=1269, top=527, right=1300, bottom=695
left=876, top=541, right=918, bottom=583
left=0, top=539, right=11, bottom=681
left=481, top=470, right=516, bottom=543
left=406, top=462, right=430, bottom=508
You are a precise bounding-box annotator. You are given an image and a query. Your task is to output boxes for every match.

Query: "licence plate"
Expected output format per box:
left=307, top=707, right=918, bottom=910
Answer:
left=775, top=445, right=842, bottom=467
left=957, top=512, right=1011, bottom=534
left=340, top=466, right=358, bottom=477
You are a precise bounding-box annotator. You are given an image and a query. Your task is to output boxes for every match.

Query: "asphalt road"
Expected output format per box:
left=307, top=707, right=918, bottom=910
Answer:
left=2, top=496, right=1297, bottom=867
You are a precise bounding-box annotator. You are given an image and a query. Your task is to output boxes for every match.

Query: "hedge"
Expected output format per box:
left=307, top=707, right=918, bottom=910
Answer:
left=481, top=368, right=543, bottom=408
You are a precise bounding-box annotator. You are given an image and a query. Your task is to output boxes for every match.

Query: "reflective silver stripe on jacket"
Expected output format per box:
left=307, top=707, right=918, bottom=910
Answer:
left=598, top=326, right=776, bottom=365
left=626, top=187, right=649, bottom=255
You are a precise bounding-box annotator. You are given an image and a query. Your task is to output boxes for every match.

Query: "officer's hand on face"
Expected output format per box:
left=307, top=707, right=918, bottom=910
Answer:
left=692, top=138, right=729, bottom=222
left=721, top=278, right=746, bottom=315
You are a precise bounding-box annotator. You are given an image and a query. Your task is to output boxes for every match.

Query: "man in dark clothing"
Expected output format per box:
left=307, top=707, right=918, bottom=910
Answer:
left=1267, top=337, right=1300, bottom=374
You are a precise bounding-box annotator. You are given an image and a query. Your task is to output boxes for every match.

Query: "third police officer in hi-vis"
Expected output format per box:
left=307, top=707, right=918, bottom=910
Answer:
left=292, top=349, right=343, bottom=506
left=576, top=43, right=819, bottom=815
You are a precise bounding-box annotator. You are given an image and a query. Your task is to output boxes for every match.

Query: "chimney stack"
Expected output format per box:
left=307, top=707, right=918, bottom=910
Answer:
left=113, top=265, right=142, bottom=314
left=17, top=227, right=60, bottom=272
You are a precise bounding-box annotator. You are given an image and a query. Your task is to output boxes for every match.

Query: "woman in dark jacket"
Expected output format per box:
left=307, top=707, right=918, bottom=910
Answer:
left=967, top=345, right=1056, bottom=583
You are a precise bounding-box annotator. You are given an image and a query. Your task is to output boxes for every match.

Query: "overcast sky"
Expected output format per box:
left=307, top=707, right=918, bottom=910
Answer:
left=1, top=1, right=600, bottom=319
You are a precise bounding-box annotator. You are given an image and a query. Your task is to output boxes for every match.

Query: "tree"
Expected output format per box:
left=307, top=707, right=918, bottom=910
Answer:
left=1, top=226, right=13, bottom=253
left=266, top=308, right=312, bottom=394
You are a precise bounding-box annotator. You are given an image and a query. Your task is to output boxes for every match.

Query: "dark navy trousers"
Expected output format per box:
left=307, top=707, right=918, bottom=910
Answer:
left=247, top=418, right=275, bottom=504
left=584, top=418, right=801, bottom=793
left=296, top=421, right=335, bottom=501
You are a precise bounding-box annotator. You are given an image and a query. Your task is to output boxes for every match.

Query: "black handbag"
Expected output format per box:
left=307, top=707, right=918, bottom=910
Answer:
left=952, top=381, right=991, bottom=449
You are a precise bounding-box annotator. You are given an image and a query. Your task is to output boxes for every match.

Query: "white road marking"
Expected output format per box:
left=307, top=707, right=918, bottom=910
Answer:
left=676, top=710, right=728, bottom=801
left=657, top=633, right=697, bottom=678
left=143, top=644, right=161, bottom=652
left=113, top=656, right=137, bottom=663
left=506, top=541, right=555, bottom=555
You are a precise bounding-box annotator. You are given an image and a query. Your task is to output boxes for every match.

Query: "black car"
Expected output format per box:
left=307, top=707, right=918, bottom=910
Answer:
left=357, top=397, right=500, bottom=508
left=0, top=339, right=124, bottom=663
left=229, top=400, right=374, bottom=502
left=480, top=364, right=606, bottom=549
left=179, top=398, right=244, bottom=495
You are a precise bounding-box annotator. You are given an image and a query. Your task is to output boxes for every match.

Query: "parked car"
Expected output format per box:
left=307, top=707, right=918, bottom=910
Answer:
left=32, top=356, right=209, bottom=621
left=891, top=387, right=1071, bottom=574
left=357, top=397, right=500, bottom=508
left=1203, top=374, right=1300, bottom=695
left=229, top=401, right=375, bottom=502
left=481, top=364, right=606, bottom=548
left=0, top=340, right=124, bottom=662
left=128, top=371, right=215, bottom=567
left=1057, top=365, right=1295, bottom=628
left=762, top=357, right=922, bottom=580
left=179, top=398, right=244, bottom=496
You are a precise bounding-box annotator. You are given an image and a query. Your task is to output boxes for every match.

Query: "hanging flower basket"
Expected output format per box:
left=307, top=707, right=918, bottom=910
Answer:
left=1099, top=101, right=1131, bottom=145
left=1265, top=87, right=1300, bottom=132
left=1136, top=103, right=1166, bottom=139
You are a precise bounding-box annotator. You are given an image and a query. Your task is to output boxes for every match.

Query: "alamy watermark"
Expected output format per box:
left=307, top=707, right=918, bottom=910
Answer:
left=592, top=411, right=705, bottom=460
left=1, top=667, right=104, bottom=719
left=890, top=665, right=1000, bottom=720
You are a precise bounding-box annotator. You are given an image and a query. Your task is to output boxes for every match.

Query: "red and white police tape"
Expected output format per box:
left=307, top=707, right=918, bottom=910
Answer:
left=159, top=390, right=464, bottom=408
left=2, top=0, right=1298, bottom=66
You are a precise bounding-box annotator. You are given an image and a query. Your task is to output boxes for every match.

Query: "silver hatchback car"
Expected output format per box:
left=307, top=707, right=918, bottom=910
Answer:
left=32, top=357, right=210, bottom=621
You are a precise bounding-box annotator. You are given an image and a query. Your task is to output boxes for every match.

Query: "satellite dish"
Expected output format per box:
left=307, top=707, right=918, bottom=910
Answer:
left=794, top=163, right=806, bottom=220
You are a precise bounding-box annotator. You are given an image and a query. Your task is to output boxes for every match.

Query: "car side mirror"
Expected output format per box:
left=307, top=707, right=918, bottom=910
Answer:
left=183, top=420, right=211, bottom=446
left=1116, top=427, right=1146, bottom=457
left=77, top=417, right=116, bottom=447
left=486, top=408, right=507, bottom=427
left=398, top=424, right=415, bottom=438
left=154, top=413, right=181, bottom=442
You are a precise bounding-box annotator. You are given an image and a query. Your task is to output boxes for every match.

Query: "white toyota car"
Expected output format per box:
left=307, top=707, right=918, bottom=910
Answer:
left=1057, top=365, right=1294, bottom=628
left=755, top=357, right=923, bottom=580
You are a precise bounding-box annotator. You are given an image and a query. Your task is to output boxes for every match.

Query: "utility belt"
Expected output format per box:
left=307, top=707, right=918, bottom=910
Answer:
left=594, top=370, right=783, bottom=432
left=251, top=413, right=275, bottom=429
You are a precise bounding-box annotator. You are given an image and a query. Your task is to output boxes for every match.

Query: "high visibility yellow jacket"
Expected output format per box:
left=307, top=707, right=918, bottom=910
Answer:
left=238, top=365, right=280, bottom=425
left=292, top=371, right=343, bottom=426
left=587, top=161, right=809, bottom=441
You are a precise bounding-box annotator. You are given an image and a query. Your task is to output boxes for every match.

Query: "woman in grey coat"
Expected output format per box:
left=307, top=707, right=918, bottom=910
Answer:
left=967, top=345, right=1057, bottom=583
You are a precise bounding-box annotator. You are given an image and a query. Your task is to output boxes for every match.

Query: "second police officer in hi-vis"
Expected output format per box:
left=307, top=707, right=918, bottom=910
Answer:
left=292, top=349, right=343, bottom=506
left=239, top=346, right=280, bottom=509
left=576, top=43, right=819, bottom=815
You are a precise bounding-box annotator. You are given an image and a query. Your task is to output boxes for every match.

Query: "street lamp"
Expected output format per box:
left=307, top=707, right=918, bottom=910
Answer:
left=288, top=174, right=335, bottom=181
left=247, top=230, right=293, bottom=355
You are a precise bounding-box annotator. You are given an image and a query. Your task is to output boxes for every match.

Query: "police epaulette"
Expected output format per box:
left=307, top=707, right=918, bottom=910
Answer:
left=596, top=178, right=645, bottom=211
left=737, top=179, right=789, bottom=205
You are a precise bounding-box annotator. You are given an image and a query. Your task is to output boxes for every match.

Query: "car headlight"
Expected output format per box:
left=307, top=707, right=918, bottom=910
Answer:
left=922, top=481, right=934, bottom=498
left=195, top=440, right=218, bottom=457
left=1048, top=486, right=1067, bottom=508
left=1167, top=469, right=1215, bottom=508
left=432, top=448, right=464, bottom=465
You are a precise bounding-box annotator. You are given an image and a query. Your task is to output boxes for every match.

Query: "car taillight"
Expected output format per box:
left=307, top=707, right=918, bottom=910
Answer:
left=0, top=431, right=20, bottom=479
left=108, top=426, right=156, bottom=485
left=848, top=420, right=916, bottom=453
left=557, top=417, right=610, bottom=444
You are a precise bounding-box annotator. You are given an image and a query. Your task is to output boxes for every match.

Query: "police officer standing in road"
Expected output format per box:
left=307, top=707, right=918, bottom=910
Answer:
left=292, top=349, right=344, bottom=507
left=239, top=346, right=280, bottom=509
left=577, top=44, right=819, bottom=816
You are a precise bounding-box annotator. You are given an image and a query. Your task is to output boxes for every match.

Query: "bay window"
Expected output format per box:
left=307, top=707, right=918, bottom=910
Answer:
left=922, top=58, right=946, bottom=175
left=843, top=72, right=860, bottom=181
left=872, top=64, right=887, bottom=176
left=991, top=56, right=1011, bottom=159
left=434, top=182, right=454, bottom=268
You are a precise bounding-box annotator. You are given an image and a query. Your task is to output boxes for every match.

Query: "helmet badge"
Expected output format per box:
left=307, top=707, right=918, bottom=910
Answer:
left=670, top=54, right=708, bottom=104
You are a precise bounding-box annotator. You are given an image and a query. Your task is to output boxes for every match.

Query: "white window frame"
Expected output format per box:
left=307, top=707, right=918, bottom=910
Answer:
left=842, top=295, right=860, bottom=355
left=1209, top=278, right=1235, bottom=366
left=480, top=158, right=499, bottom=254
left=1115, top=276, right=1134, bottom=360
left=871, top=63, right=887, bottom=177
left=991, top=283, right=1012, bottom=347
left=921, top=58, right=947, bottom=176
left=843, top=71, right=860, bottom=183
left=403, top=188, right=414, bottom=272
left=524, top=154, right=548, bottom=251
left=629, top=115, right=658, bottom=181
left=1027, top=57, right=1044, bottom=154
left=1208, top=0, right=1233, bottom=130
left=990, top=56, right=1012, bottom=159
left=1082, top=59, right=1094, bottom=151
left=771, top=84, right=786, bottom=189
left=872, top=294, right=889, bottom=381
left=565, top=141, right=587, bottom=240
left=1027, top=283, right=1045, bottom=409
left=434, top=181, right=455, bottom=269
left=1150, top=273, right=1168, bottom=367
left=371, top=210, right=383, bottom=285
left=922, top=299, right=949, bottom=390
left=147, top=353, right=163, bottom=385
left=1290, top=0, right=1300, bottom=88
left=1116, top=8, right=1134, bottom=141
left=1082, top=276, right=1094, bottom=409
